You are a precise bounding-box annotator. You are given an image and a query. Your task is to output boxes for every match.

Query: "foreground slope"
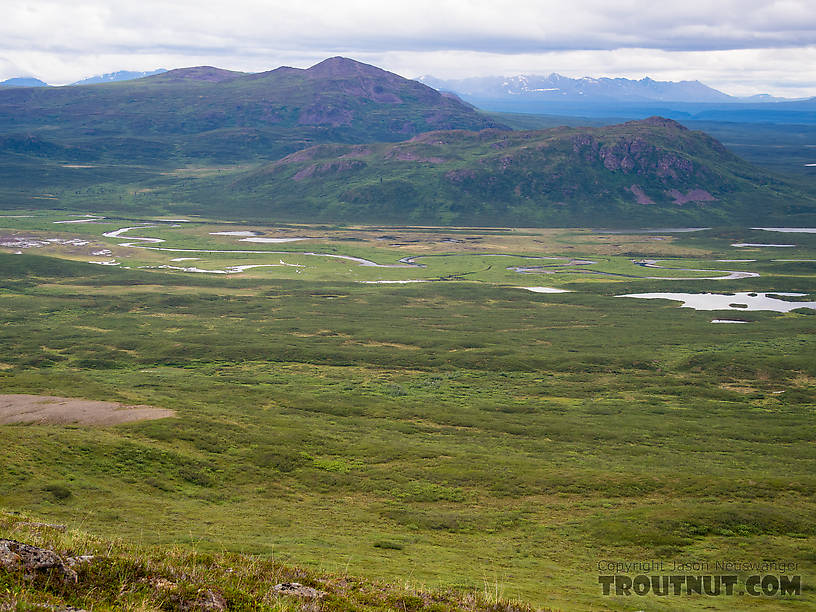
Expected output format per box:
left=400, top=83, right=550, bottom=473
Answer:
left=188, top=117, right=816, bottom=226
left=0, top=511, right=539, bottom=611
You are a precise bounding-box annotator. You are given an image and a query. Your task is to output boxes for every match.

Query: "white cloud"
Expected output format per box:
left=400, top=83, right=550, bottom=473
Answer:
left=1, top=1, right=815, bottom=95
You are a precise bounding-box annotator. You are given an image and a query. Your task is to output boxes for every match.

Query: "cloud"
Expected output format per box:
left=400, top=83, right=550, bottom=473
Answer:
left=1, top=1, right=815, bottom=95
left=5, top=1, right=815, bottom=54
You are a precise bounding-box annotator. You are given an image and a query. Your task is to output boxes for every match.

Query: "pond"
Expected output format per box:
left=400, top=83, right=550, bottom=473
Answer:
left=752, top=227, right=816, bottom=233
left=519, top=287, right=571, bottom=293
left=731, top=243, right=795, bottom=247
left=617, top=292, right=816, bottom=312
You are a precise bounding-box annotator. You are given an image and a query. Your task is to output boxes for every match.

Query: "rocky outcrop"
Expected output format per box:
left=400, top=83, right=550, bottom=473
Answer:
left=0, top=539, right=93, bottom=582
left=385, top=147, right=446, bottom=163
left=572, top=134, right=695, bottom=181
left=629, top=184, right=655, bottom=205
left=188, top=589, right=227, bottom=611
left=445, top=168, right=477, bottom=183
left=273, top=582, right=326, bottom=600
left=297, top=104, right=354, bottom=127
left=292, top=159, right=367, bottom=182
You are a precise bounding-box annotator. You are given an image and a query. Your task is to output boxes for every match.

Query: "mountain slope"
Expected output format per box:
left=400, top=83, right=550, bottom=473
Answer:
left=0, top=57, right=505, bottom=163
left=183, top=117, right=815, bottom=226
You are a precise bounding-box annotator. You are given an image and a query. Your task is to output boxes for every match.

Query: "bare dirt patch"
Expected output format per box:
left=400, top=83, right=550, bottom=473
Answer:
left=0, top=395, right=175, bottom=426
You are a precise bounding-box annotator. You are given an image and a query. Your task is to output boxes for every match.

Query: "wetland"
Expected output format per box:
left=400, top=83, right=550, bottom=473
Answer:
left=1, top=213, right=815, bottom=611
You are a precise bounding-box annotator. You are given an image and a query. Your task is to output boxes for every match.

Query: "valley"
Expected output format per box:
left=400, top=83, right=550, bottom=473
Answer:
left=1, top=214, right=815, bottom=610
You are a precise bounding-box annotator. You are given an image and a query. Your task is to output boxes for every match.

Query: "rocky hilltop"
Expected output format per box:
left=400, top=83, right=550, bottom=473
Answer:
left=202, top=117, right=813, bottom=226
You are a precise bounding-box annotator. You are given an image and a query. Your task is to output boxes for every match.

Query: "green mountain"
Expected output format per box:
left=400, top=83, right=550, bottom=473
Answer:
left=0, top=57, right=504, bottom=164
left=178, top=117, right=816, bottom=226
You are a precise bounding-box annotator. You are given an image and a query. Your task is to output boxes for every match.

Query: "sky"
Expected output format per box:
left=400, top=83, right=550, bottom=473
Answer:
left=2, top=0, right=815, bottom=97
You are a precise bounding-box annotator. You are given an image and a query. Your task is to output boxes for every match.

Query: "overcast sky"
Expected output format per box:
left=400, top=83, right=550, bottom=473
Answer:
left=2, top=0, right=815, bottom=96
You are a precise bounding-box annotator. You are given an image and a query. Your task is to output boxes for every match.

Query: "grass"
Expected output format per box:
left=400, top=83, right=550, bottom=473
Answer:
left=1, top=511, right=542, bottom=611
left=0, top=217, right=815, bottom=610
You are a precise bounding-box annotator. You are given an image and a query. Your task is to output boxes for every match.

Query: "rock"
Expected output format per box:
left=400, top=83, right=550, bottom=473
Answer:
left=272, top=582, right=326, bottom=599
left=0, top=539, right=78, bottom=582
left=0, top=605, right=88, bottom=612
left=629, top=184, right=655, bottom=205
left=666, top=188, right=716, bottom=204
left=192, top=589, right=227, bottom=611
left=148, top=577, right=177, bottom=590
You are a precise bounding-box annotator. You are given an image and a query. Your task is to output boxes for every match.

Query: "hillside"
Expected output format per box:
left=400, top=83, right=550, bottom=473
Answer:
left=0, top=57, right=504, bottom=164
left=177, top=117, right=816, bottom=226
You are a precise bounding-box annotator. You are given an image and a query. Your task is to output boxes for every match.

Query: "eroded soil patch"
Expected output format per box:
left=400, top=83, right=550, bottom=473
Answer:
left=0, top=395, right=175, bottom=425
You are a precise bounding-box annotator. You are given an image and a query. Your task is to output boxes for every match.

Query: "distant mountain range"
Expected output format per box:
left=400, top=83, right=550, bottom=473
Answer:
left=0, top=77, right=48, bottom=88
left=419, top=74, right=795, bottom=104
left=420, top=74, right=816, bottom=124
left=70, top=69, right=167, bottom=86
left=0, top=70, right=168, bottom=88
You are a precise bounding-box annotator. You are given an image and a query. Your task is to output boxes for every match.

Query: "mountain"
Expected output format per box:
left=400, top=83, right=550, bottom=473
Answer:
left=421, top=74, right=816, bottom=124
left=176, top=117, right=815, bottom=226
left=2, top=57, right=813, bottom=227
left=70, top=69, right=167, bottom=86
left=0, top=77, right=48, bottom=88
left=420, top=74, right=735, bottom=104
left=0, top=57, right=505, bottom=163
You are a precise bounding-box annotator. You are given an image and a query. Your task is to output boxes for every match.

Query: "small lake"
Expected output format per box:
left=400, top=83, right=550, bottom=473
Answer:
left=751, top=227, right=816, bottom=233
left=618, top=292, right=816, bottom=312
left=210, top=231, right=263, bottom=237
left=595, top=228, right=710, bottom=234
left=731, top=243, right=796, bottom=247
left=240, top=237, right=307, bottom=243
left=519, top=287, right=571, bottom=293
left=359, top=280, right=428, bottom=284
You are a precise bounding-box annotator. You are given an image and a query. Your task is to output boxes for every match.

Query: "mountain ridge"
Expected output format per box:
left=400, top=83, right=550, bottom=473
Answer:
left=0, top=57, right=505, bottom=163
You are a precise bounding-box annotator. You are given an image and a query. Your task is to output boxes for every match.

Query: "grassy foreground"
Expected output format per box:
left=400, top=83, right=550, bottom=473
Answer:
left=0, top=511, right=538, bottom=611
left=1, top=216, right=815, bottom=610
